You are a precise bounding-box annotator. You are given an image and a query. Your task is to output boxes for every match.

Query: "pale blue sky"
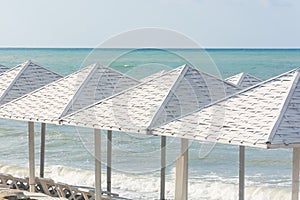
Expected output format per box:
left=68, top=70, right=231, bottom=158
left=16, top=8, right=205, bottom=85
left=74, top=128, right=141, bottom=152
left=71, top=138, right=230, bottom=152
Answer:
left=0, top=0, right=299, bottom=48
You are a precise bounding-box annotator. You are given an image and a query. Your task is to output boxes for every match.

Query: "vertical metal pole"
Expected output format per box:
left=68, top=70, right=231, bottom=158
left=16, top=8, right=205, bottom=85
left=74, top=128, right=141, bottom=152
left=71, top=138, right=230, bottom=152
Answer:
left=175, top=138, right=188, bottom=200
left=292, top=148, right=300, bottom=200
left=239, top=146, right=245, bottom=200
left=107, top=130, right=112, bottom=194
left=28, top=121, right=35, bottom=192
left=40, top=123, right=46, bottom=178
left=94, top=129, right=102, bottom=200
left=160, top=136, right=166, bottom=200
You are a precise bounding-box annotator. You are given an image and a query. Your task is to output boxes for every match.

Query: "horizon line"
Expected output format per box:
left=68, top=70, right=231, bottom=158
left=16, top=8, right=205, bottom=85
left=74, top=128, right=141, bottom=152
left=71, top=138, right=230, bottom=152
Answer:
left=0, top=46, right=300, bottom=50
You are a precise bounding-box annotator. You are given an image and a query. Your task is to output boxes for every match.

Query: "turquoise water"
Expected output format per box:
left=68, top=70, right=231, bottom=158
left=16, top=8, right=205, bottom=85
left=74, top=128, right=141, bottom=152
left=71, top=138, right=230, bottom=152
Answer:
left=0, top=48, right=299, bottom=199
left=0, top=48, right=299, bottom=78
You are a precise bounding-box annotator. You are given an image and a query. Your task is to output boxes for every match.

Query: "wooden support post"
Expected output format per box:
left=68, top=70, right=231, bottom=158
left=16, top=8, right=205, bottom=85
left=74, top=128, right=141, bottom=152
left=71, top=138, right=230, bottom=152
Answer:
left=28, top=121, right=35, bottom=192
left=292, top=148, right=300, bottom=200
left=175, top=156, right=184, bottom=200
left=175, top=138, right=188, bottom=200
left=239, top=146, right=245, bottom=200
left=40, top=123, right=46, bottom=178
left=181, top=138, right=188, bottom=200
left=107, top=130, right=112, bottom=194
left=94, top=129, right=102, bottom=200
left=160, top=136, right=166, bottom=200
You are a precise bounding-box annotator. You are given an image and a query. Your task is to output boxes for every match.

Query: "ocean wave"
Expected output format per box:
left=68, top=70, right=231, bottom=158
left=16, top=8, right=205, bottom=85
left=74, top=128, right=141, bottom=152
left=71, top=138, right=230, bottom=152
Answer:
left=0, top=163, right=291, bottom=200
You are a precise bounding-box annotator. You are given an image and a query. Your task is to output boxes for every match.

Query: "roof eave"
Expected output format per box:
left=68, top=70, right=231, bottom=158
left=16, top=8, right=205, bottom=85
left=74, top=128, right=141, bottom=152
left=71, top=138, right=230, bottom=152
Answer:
left=267, top=143, right=300, bottom=149
left=150, top=130, right=268, bottom=149
left=60, top=119, right=149, bottom=134
left=0, top=115, right=60, bottom=125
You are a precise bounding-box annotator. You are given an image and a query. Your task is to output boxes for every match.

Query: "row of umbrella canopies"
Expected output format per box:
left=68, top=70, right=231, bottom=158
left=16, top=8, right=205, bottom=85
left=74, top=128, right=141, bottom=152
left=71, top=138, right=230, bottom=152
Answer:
left=56, top=65, right=300, bottom=200
left=2, top=60, right=299, bottom=200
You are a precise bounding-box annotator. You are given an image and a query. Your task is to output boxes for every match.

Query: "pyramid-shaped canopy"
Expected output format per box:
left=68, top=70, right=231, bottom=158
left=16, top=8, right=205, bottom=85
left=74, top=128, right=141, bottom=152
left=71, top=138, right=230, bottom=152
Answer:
left=225, top=72, right=262, bottom=89
left=0, top=60, right=62, bottom=105
left=61, top=64, right=240, bottom=133
left=151, top=68, right=300, bottom=149
left=0, top=64, right=9, bottom=74
left=0, top=63, right=140, bottom=123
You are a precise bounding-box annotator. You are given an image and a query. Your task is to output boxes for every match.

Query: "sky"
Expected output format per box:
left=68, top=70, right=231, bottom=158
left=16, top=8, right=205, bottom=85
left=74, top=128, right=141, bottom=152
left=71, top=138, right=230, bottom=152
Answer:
left=0, top=0, right=299, bottom=48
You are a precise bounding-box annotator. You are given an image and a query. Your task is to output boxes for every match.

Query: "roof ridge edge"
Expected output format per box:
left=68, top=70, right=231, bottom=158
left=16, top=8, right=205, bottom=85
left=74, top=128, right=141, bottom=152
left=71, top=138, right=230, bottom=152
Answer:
left=191, top=66, right=240, bottom=89
left=59, top=63, right=98, bottom=118
left=59, top=63, right=142, bottom=118
left=236, top=72, right=246, bottom=86
left=146, top=64, right=190, bottom=130
left=29, top=60, right=63, bottom=77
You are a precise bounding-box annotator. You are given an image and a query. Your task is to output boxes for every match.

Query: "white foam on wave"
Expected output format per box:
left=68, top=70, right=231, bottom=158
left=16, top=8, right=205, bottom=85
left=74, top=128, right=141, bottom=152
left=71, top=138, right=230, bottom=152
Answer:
left=0, top=164, right=291, bottom=200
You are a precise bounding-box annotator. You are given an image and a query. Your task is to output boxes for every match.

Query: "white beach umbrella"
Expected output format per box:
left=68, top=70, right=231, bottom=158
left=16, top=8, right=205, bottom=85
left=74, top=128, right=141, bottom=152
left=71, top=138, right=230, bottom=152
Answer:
left=0, top=60, right=63, bottom=191
left=60, top=64, right=240, bottom=200
left=0, top=63, right=140, bottom=194
left=151, top=68, right=300, bottom=200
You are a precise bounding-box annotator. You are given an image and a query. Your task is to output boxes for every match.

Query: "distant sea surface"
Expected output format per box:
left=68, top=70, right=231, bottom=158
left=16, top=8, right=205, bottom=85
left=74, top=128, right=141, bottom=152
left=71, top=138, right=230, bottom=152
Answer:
left=0, top=48, right=300, bottom=199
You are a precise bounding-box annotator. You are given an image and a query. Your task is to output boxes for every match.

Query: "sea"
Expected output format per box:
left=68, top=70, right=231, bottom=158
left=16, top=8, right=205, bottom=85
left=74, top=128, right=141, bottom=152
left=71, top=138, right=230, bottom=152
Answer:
left=0, top=48, right=300, bottom=200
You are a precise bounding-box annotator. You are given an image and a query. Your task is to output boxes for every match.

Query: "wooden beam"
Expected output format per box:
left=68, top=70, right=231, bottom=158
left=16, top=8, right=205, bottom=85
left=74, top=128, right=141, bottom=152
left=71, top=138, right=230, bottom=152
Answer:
left=239, top=146, right=245, bottom=200
left=94, top=129, right=102, bottom=200
left=160, top=136, right=166, bottom=200
left=175, top=138, right=188, bottom=200
left=107, top=130, right=112, bottom=194
left=40, top=123, right=46, bottom=178
left=28, top=121, right=35, bottom=192
left=292, top=148, right=300, bottom=200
